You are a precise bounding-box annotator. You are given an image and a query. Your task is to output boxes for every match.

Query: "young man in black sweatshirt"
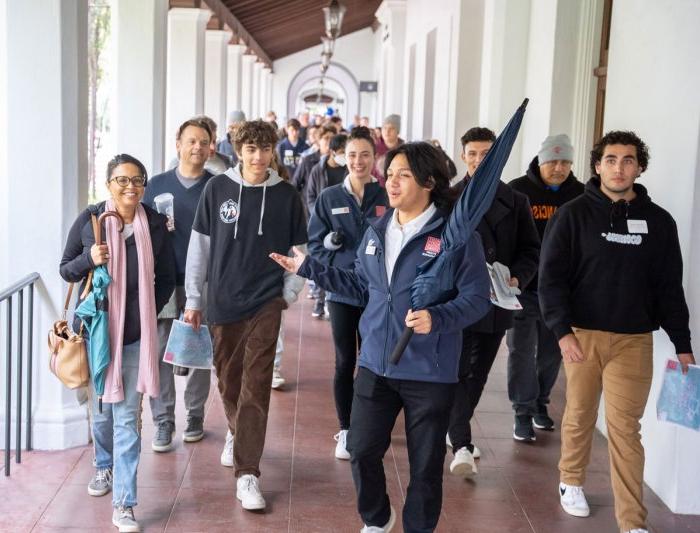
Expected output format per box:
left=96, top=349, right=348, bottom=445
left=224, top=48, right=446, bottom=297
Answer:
left=507, top=134, right=584, bottom=441
left=184, top=120, right=307, bottom=512
left=538, top=130, right=694, bottom=533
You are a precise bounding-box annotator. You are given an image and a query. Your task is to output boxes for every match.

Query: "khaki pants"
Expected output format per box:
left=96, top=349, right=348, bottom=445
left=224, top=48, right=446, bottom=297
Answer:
left=210, top=298, right=285, bottom=478
left=559, top=328, right=653, bottom=532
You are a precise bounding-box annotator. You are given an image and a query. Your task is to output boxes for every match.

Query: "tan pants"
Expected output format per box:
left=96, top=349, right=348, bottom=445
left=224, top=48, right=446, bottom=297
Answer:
left=559, top=328, right=653, bottom=532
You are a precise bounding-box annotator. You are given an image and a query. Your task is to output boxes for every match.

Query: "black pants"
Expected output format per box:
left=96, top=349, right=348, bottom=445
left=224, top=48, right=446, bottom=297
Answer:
left=348, top=367, right=455, bottom=533
left=506, top=291, right=562, bottom=415
left=327, top=301, right=363, bottom=429
left=447, top=330, right=505, bottom=452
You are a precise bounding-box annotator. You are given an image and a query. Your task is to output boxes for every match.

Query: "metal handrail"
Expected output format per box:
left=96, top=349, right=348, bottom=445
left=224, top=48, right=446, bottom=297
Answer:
left=1, top=272, right=39, bottom=476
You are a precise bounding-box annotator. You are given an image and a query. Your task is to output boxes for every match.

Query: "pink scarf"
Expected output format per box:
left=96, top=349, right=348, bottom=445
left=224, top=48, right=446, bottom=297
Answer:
left=102, top=199, right=159, bottom=403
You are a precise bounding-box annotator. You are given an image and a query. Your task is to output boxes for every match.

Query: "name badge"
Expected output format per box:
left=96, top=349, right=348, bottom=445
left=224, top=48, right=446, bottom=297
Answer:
left=627, top=219, right=648, bottom=234
left=332, top=207, right=350, bottom=215
left=365, top=239, right=377, bottom=255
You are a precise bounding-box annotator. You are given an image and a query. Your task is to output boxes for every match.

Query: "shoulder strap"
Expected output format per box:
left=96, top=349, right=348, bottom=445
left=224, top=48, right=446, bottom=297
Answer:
left=78, top=214, right=99, bottom=301
left=62, top=283, right=75, bottom=320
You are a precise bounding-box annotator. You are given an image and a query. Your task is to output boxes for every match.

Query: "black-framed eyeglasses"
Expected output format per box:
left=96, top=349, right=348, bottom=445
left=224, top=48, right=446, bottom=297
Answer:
left=109, top=175, right=147, bottom=187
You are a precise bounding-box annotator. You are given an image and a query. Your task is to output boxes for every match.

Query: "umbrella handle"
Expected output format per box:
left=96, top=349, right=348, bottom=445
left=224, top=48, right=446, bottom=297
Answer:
left=96, top=211, right=125, bottom=245
left=389, top=327, right=414, bottom=365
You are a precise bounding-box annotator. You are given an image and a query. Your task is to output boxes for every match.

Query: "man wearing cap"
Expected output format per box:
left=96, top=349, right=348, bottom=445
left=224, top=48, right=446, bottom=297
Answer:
left=218, top=110, right=247, bottom=164
left=507, top=134, right=584, bottom=441
left=373, top=114, right=404, bottom=186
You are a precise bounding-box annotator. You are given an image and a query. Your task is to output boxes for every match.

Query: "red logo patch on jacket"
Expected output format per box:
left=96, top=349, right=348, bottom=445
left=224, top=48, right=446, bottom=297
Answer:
left=423, top=236, right=441, bottom=257
left=375, top=205, right=386, bottom=217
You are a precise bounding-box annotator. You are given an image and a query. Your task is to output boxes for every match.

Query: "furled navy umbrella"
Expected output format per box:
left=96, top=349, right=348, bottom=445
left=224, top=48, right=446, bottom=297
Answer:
left=390, top=98, right=529, bottom=364
left=75, top=211, right=124, bottom=411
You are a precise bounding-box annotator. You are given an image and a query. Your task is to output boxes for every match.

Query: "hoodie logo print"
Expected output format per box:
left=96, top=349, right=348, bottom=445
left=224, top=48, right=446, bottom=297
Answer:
left=601, top=232, right=642, bottom=245
left=219, top=199, right=239, bottom=224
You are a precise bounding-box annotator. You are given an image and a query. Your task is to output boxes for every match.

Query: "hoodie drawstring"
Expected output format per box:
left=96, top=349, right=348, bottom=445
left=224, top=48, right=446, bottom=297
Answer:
left=258, top=182, right=267, bottom=236
left=234, top=182, right=243, bottom=239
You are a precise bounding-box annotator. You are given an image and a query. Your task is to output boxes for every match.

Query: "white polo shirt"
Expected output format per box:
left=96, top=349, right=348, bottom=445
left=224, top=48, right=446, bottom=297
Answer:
left=384, top=203, right=437, bottom=282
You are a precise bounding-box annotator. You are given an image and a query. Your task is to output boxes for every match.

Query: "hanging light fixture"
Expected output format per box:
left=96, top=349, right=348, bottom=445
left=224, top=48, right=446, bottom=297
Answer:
left=323, top=0, right=346, bottom=40
left=321, top=36, right=335, bottom=56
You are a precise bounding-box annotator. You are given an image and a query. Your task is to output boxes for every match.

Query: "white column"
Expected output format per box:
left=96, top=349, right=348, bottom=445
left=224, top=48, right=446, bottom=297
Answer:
left=1, top=0, right=90, bottom=449
left=204, top=29, right=232, bottom=138
left=375, top=0, right=407, bottom=119
left=165, top=7, right=209, bottom=164
left=240, top=53, right=255, bottom=119
left=113, top=0, right=168, bottom=175
left=267, top=70, right=275, bottom=115
left=226, top=43, right=245, bottom=114
left=262, top=67, right=272, bottom=116
left=252, top=61, right=263, bottom=120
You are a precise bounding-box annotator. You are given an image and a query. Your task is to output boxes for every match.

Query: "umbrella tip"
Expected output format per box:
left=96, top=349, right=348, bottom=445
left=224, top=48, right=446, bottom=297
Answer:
left=521, top=98, right=529, bottom=109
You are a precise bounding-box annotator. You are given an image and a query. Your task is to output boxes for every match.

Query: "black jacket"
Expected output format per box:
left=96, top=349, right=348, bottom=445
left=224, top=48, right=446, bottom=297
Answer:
left=453, top=177, right=540, bottom=332
left=306, top=155, right=348, bottom=212
left=538, top=177, right=692, bottom=354
left=509, top=156, right=584, bottom=291
left=60, top=202, right=176, bottom=343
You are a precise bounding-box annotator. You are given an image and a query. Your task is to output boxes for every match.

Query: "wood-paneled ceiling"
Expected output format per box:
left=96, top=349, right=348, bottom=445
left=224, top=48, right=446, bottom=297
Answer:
left=220, top=0, right=382, bottom=61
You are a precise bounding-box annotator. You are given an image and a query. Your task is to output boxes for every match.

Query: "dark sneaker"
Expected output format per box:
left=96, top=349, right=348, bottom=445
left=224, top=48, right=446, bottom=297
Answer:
left=112, top=505, right=140, bottom=532
left=533, top=405, right=555, bottom=430
left=311, top=299, right=324, bottom=318
left=183, top=417, right=204, bottom=442
left=87, top=466, right=112, bottom=496
left=513, top=415, right=536, bottom=442
left=151, top=421, right=175, bottom=452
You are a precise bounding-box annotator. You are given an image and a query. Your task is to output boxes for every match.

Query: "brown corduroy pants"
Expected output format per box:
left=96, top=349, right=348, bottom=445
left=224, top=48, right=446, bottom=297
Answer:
left=559, top=327, right=653, bottom=532
left=210, top=298, right=285, bottom=478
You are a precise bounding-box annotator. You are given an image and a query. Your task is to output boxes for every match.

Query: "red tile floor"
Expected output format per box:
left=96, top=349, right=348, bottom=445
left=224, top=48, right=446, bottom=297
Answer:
left=2, top=294, right=699, bottom=532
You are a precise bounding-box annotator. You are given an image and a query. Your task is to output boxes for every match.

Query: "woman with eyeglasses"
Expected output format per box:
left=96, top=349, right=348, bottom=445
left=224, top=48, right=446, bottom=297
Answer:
left=60, top=154, right=175, bottom=533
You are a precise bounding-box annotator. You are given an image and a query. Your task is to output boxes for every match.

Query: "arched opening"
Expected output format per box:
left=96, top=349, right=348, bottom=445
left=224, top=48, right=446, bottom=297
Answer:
left=287, top=62, right=359, bottom=120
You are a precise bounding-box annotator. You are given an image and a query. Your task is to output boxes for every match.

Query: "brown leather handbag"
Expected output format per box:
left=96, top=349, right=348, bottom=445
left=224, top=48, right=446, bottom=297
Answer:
left=48, top=214, right=99, bottom=389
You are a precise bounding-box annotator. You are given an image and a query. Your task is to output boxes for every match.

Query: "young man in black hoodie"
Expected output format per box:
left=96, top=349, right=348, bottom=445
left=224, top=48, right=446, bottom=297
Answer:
left=539, top=131, right=694, bottom=533
left=507, top=134, right=584, bottom=441
left=184, top=120, right=307, bottom=512
left=447, top=127, right=540, bottom=476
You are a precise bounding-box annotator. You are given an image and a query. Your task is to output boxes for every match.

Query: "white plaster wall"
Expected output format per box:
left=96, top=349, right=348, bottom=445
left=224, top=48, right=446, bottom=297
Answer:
left=271, top=27, right=378, bottom=123
left=602, top=0, right=700, bottom=514
left=0, top=0, right=9, bottom=289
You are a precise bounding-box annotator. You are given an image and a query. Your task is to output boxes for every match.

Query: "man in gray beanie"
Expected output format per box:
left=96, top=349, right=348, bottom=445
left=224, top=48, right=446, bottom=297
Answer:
left=218, top=110, right=247, bottom=163
left=507, top=133, right=584, bottom=442
left=374, top=114, right=404, bottom=185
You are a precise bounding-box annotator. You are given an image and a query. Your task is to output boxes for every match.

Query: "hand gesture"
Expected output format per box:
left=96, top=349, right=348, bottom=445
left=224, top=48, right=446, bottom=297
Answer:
left=405, top=309, right=432, bottom=335
left=559, top=333, right=584, bottom=363
left=90, top=244, right=110, bottom=266
left=269, top=246, right=306, bottom=274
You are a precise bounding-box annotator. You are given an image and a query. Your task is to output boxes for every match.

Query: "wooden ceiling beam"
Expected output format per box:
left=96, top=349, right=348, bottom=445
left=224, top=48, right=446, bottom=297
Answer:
left=203, top=0, right=272, bottom=68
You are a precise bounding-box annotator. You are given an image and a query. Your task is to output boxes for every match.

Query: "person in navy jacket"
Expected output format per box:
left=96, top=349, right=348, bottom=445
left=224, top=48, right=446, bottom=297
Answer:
left=271, top=142, right=490, bottom=533
left=307, top=126, right=389, bottom=461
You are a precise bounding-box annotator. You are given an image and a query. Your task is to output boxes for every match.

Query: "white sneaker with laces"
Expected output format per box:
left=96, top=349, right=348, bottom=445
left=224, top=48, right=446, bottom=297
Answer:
left=449, top=446, right=478, bottom=477
left=236, top=474, right=266, bottom=510
left=360, top=505, right=396, bottom=532
left=112, top=506, right=140, bottom=532
left=445, top=434, right=480, bottom=458
left=334, top=430, right=351, bottom=460
left=271, top=368, right=286, bottom=390
left=559, top=482, right=590, bottom=517
left=220, top=430, right=234, bottom=467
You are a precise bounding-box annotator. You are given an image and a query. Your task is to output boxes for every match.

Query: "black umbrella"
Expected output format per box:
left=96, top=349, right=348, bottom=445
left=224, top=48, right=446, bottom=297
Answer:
left=390, top=99, right=529, bottom=364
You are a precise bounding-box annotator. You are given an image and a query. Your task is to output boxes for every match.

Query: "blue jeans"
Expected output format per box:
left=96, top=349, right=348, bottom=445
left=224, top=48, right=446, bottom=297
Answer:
left=90, top=341, right=143, bottom=508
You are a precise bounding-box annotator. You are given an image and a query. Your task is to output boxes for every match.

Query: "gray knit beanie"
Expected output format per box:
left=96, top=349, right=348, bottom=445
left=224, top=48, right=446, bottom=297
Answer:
left=538, top=134, right=574, bottom=164
left=227, top=110, right=246, bottom=124
left=383, top=114, right=401, bottom=132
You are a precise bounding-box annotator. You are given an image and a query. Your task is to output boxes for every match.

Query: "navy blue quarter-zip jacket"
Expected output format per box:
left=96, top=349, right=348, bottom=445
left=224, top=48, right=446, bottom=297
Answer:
left=299, top=209, right=491, bottom=383
left=307, top=181, right=388, bottom=307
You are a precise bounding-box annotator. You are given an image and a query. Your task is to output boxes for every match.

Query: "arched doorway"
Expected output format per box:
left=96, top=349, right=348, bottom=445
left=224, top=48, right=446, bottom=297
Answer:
left=287, top=62, right=359, bottom=120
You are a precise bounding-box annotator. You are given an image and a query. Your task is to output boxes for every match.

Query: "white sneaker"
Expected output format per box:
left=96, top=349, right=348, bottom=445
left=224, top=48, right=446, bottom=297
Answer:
left=271, top=368, right=285, bottom=390
left=624, top=529, right=649, bottom=533
left=360, top=505, right=396, bottom=532
left=334, top=430, right=351, bottom=460
left=236, top=474, right=266, bottom=511
left=220, top=430, right=234, bottom=467
left=112, top=506, right=140, bottom=532
left=445, top=434, right=481, bottom=459
left=559, top=482, right=590, bottom=517
left=449, top=447, right=478, bottom=477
